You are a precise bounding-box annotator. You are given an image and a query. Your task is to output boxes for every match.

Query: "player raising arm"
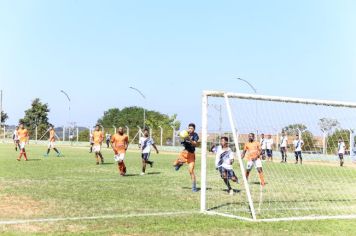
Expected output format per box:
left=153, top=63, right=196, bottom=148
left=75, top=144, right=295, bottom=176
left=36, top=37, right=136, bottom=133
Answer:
left=173, top=123, right=199, bottom=192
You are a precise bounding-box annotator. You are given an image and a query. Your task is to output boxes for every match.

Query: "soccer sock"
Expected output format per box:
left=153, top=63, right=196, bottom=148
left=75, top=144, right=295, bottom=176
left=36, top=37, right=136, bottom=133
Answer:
left=192, top=181, right=197, bottom=190
left=223, top=178, right=231, bottom=190
left=146, top=160, right=153, bottom=165
left=47, top=149, right=50, bottom=155
left=259, top=172, right=265, bottom=186
left=99, top=153, right=103, bottom=160
left=54, top=148, right=59, bottom=154
left=245, top=171, right=250, bottom=180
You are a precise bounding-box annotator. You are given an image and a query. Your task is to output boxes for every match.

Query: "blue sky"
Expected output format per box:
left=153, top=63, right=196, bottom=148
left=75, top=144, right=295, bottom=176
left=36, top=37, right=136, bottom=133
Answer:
left=1, top=0, right=356, bottom=129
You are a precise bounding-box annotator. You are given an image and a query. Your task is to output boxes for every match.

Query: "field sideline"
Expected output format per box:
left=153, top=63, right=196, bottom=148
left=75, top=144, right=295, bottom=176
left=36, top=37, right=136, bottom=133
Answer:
left=1, top=143, right=356, bottom=235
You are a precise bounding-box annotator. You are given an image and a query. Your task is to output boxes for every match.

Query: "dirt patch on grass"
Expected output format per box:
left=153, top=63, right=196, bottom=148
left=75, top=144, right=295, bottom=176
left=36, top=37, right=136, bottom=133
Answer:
left=0, top=194, right=52, bottom=219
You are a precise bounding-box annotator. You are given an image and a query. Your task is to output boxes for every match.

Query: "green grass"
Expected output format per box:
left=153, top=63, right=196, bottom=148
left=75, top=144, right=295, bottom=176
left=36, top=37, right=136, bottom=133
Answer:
left=1, top=143, right=356, bottom=235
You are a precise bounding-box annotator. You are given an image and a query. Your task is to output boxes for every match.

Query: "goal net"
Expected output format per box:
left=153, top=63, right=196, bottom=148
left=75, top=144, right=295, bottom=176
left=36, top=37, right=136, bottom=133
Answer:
left=200, top=91, right=356, bottom=221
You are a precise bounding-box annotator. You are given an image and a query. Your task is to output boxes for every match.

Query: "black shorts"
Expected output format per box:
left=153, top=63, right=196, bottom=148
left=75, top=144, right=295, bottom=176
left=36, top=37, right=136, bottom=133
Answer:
left=266, top=149, right=273, bottom=157
left=261, top=149, right=266, bottom=156
left=295, top=151, right=302, bottom=157
left=339, top=153, right=344, bottom=159
left=141, top=153, right=151, bottom=161
left=280, top=147, right=287, bottom=152
left=218, top=167, right=237, bottom=180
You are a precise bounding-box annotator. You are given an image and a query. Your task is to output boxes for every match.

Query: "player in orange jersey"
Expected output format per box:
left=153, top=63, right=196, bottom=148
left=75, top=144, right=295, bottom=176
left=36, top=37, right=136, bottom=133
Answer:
left=241, top=133, right=265, bottom=186
left=44, top=126, right=62, bottom=157
left=17, top=123, right=29, bottom=161
left=111, top=127, right=129, bottom=176
left=92, top=124, right=104, bottom=165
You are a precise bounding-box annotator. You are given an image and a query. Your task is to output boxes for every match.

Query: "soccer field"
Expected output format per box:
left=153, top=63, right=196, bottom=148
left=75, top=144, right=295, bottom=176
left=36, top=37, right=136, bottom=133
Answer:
left=1, top=143, right=356, bottom=235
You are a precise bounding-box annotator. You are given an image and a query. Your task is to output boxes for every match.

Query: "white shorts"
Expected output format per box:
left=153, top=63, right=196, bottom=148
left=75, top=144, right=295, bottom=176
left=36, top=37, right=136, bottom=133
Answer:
left=246, top=159, right=263, bottom=170
left=48, top=141, right=55, bottom=149
left=114, top=153, right=125, bottom=162
left=93, top=145, right=101, bottom=153
left=20, top=142, right=26, bottom=149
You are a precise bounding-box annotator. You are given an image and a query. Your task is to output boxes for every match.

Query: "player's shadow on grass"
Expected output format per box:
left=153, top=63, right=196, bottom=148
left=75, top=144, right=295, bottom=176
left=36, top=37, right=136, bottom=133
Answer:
left=27, top=159, right=42, bottom=161
left=208, top=202, right=244, bottom=211
left=124, top=174, right=141, bottom=177
left=146, top=172, right=161, bottom=175
left=181, top=187, right=213, bottom=192
left=101, top=162, right=115, bottom=165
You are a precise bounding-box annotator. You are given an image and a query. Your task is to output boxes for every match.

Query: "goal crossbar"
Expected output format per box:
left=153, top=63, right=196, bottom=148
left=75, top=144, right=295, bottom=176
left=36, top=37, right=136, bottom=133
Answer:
left=203, top=90, right=356, bottom=108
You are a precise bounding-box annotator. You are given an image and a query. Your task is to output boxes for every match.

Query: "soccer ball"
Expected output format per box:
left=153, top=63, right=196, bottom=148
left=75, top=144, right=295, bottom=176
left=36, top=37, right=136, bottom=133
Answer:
left=179, top=130, right=189, bottom=139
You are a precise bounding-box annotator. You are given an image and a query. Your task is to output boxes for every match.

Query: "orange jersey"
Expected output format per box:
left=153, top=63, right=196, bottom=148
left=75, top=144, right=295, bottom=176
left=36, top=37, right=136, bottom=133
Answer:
left=49, top=130, right=55, bottom=142
left=18, top=128, right=29, bottom=142
left=111, top=134, right=128, bottom=154
left=93, top=131, right=103, bottom=145
left=243, top=141, right=261, bottom=160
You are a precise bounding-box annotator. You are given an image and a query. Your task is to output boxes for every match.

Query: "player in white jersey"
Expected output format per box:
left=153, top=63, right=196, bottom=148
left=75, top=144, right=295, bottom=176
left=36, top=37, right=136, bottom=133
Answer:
left=214, top=136, right=238, bottom=195
left=89, top=132, right=94, bottom=153
left=338, top=137, right=346, bottom=167
left=139, top=128, right=159, bottom=175
left=260, top=133, right=267, bottom=160
left=105, top=132, right=111, bottom=148
left=280, top=131, right=288, bottom=163
left=13, top=126, right=20, bottom=151
left=265, top=134, right=274, bottom=161
left=293, top=134, right=304, bottom=164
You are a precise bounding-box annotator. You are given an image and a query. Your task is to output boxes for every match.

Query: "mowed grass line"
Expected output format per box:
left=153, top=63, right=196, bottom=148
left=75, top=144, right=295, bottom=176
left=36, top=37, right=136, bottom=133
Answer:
left=1, top=143, right=356, bottom=235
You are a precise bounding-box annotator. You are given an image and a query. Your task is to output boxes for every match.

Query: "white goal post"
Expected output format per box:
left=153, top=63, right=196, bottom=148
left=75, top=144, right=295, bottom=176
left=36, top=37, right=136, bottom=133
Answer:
left=201, top=90, right=356, bottom=222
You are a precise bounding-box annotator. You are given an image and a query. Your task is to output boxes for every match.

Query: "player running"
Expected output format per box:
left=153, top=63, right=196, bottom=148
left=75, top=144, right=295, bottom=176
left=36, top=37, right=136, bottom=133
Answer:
left=241, top=133, right=265, bottom=186
left=139, top=128, right=159, bottom=175
left=338, top=137, right=346, bottom=167
left=173, top=123, right=199, bottom=192
left=293, top=134, right=304, bottom=164
left=17, top=123, right=29, bottom=161
left=44, top=126, right=62, bottom=157
left=92, top=125, right=104, bottom=165
left=111, top=127, right=129, bottom=176
left=13, top=126, right=20, bottom=151
left=215, top=136, right=238, bottom=195
left=280, top=131, right=288, bottom=163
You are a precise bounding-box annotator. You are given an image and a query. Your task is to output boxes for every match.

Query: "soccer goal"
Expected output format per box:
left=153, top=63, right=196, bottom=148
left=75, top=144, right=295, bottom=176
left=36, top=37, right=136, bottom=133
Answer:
left=200, top=91, right=356, bottom=221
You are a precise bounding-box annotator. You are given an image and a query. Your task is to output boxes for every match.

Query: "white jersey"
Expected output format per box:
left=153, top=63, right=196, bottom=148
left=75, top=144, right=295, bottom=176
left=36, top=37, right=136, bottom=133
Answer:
left=106, top=133, right=111, bottom=141
left=265, top=138, right=273, bottom=150
left=260, top=138, right=267, bottom=149
left=13, top=130, right=19, bottom=141
left=293, top=139, right=304, bottom=152
left=338, top=141, right=346, bottom=154
left=280, top=136, right=288, bottom=148
left=215, top=146, right=234, bottom=170
left=139, top=137, right=155, bottom=154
